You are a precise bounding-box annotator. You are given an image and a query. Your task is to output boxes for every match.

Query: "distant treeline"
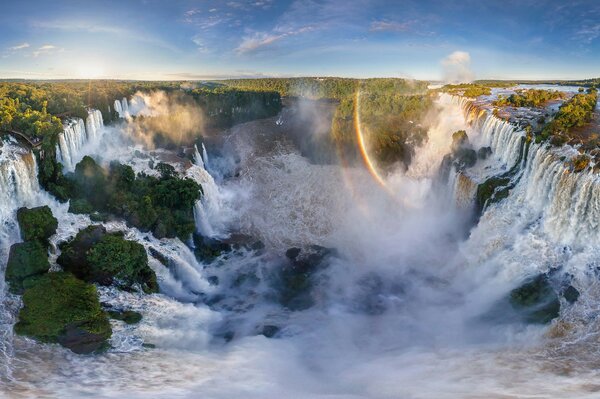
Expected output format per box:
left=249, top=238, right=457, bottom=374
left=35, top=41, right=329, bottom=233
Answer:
left=222, top=77, right=429, bottom=100
left=476, top=78, right=600, bottom=88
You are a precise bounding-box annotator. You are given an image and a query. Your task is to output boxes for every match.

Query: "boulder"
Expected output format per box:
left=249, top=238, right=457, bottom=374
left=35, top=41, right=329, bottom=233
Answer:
left=509, top=274, right=560, bottom=324
left=14, top=272, right=112, bottom=354
left=16, top=206, right=58, bottom=243
left=563, top=285, right=580, bottom=304
left=5, top=241, right=50, bottom=294
left=477, top=146, right=492, bottom=160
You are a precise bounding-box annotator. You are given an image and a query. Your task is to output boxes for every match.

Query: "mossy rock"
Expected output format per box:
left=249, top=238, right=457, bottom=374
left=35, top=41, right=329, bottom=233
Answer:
left=59, top=226, right=158, bottom=293
left=451, top=130, right=469, bottom=151
left=108, top=310, right=142, bottom=324
left=86, top=234, right=158, bottom=293
left=509, top=274, right=560, bottom=324
left=16, top=206, right=58, bottom=243
left=15, top=272, right=112, bottom=354
left=5, top=241, right=50, bottom=294
left=476, top=176, right=511, bottom=213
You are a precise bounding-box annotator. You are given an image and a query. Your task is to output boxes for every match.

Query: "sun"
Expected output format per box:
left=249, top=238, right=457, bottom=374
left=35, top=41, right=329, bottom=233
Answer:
left=75, top=63, right=105, bottom=79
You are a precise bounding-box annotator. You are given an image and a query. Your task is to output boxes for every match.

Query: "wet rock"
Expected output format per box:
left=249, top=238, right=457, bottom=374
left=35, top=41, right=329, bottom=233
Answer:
left=260, top=325, right=280, bottom=338
left=477, top=146, right=492, bottom=160
left=454, top=147, right=477, bottom=169
left=509, top=274, right=560, bottom=324
left=108, top=310, right=143, bottom=325
left=451, top=130, right=469, bottom=151
left=149, top=247, right=169, bottom=266
left=193, top=234, right=231, bottom=262
left=15, top=272, right=112, bottom=354
left=5, top=241, right=50, bottom=294
left=562, top=285, right=580, bottom=304
left=275, top=245, right=337, bottom=311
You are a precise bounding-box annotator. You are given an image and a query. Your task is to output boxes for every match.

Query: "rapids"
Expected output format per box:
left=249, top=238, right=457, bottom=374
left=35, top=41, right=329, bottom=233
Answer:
left=2, top=92, right=600, bottom=398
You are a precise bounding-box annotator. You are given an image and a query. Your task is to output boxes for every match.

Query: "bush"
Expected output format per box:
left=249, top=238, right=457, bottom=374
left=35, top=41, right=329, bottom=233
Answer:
left=16, top=206, right=58, bottom=243
left=59, top=226, right=158, bottom=293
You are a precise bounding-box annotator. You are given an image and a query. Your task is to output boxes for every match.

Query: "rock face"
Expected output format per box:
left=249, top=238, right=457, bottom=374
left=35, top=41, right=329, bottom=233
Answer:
left=5, top=241, right=50, bottom=294
left=16, top=206, right=58, bottom=243
left=509, top=274, right=560, bottom=324
left=14, top=272, right=112, bottom=354
left=58, top=226, right=158, bottom=293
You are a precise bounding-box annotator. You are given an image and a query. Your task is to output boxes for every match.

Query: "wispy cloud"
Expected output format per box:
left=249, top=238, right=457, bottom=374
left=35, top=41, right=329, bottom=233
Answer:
left=32, top=44, right=59, bottom=57
left=8, top=42, right=30, bottom=51
left=370, top=20, right=415, bottom=32
left=236, top=26, right=314, bottom=54
left=575, top=24, right=600, bottom=44
left=31, top=20, right=180, bottom=52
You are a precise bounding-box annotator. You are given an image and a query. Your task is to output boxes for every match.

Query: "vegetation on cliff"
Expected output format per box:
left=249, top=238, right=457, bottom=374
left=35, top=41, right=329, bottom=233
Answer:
left=538, top=89, right=598, bottom=143
left=493, top=89, right=566, bottom=108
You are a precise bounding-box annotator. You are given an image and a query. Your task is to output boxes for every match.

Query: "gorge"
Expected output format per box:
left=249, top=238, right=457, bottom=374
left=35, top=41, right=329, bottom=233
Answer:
left=1, top=79, right=600, bottom=397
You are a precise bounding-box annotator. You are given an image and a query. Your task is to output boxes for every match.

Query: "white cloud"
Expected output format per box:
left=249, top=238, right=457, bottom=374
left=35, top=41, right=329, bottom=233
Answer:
left=32, top=44, right=58, bottom=57
left=441, top=51, right=474, bottom=83
left=8, top=42, right=30, bottom=51
left=236, top=26, right=314, bottom=54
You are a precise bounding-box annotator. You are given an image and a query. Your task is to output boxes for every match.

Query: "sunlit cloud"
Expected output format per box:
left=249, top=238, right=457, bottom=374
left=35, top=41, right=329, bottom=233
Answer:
left=32, top=44, right=59, bottom=57
left=8, top=42, right=30, bottom=51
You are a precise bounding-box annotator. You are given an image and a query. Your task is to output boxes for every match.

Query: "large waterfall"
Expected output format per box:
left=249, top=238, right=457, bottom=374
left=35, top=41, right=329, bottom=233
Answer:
left=56, top=109, right=105, bottom=171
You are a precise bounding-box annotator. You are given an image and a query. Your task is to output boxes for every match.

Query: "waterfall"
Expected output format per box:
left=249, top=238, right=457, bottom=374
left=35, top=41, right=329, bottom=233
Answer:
left=56, top=109, right=106, bottom=171
left=448, top=92, right=600, bottom=249
left=449, top=94, right=525, bottom=167
left=56, top=118, right=86, bottom=171
left=201, top=143, right=209, bottom=171
left=114, top=97, right=130, bottom=119
left=194, top=144, right=205, bottom=169
left=0, top=142, right=42, bottom=377
left=189, top=146, right=225, bottom=238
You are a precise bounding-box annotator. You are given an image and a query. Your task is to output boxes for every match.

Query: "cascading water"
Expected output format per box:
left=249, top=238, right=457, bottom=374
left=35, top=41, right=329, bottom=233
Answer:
left=5, top=92, right=600, bottom=398
left=114, top=97, right=130, bottom=119
left=56, top=109, right=106, bottom=171
left=190, top=145, right=225, bottom=238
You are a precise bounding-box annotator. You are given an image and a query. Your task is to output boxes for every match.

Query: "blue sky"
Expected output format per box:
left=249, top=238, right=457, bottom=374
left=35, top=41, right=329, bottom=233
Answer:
left=0, top=0, right=599, bottom=80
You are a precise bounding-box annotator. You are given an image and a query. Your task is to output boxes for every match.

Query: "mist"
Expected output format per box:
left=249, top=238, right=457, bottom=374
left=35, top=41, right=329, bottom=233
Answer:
left=126, top=91, right=206, bottom=149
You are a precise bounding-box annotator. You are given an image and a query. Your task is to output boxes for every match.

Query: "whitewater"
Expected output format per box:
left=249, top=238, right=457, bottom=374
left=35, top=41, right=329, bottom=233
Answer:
left=2, top=92, right=600, bottom=398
